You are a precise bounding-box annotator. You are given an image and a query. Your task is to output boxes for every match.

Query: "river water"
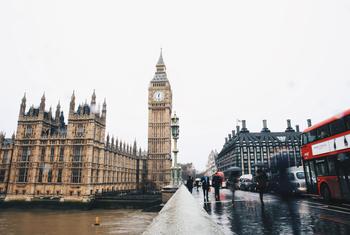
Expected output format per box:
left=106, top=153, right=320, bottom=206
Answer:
left=0, top=209, right=157, bottom=235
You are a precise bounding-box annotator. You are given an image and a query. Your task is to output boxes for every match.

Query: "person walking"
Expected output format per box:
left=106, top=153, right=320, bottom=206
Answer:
left=228, top=170, right=240, bottom=205
left=186, top=176, right=194, bottom=193
left=201, top=175, right=210, bottom=202
left=255, top=168, right=268, bottom=206
left=195, top=178, right=200, bottom=192
left=212, top=171, right=222, bottom=201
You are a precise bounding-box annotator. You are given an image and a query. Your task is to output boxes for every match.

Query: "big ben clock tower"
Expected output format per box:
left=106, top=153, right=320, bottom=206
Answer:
left=148, top=50, right=173, bottom=190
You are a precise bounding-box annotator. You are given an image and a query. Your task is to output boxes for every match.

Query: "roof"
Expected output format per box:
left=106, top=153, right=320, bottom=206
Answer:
left=303, top=108, right=350, bottom=133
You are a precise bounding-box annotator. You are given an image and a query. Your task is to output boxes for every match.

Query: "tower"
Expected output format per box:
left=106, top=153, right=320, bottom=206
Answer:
left=147, top=50, right=173, bottom=189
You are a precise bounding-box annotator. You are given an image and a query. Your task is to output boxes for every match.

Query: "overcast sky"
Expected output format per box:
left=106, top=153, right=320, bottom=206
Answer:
left=0, top=1, right=350, bottom=171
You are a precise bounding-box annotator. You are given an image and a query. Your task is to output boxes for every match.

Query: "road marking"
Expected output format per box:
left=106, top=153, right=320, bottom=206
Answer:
left=319, top=215, right=350, bottom=225
left=299, top=202, right=350, bottom=215
left=301, top=201, right=350, bottom=212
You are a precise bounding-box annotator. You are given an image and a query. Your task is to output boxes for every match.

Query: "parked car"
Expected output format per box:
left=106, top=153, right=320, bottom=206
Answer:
left=238, top=174, right=253, bottom=191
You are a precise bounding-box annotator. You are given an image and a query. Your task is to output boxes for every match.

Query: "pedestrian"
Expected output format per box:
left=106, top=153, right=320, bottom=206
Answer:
left=212, top=171, right=222, bottom=201
left=228, top=171, right=240, bottom=205
left=186, top=176, right=194, bottom=193
left=201, top=175, right=210, bottom=202
left=255, top=168, right=268, bottom=206
left=195, top=178, right=200, bottom=192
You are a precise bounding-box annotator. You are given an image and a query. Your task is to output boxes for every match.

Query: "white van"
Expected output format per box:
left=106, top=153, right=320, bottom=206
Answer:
left=286, top=166, right=307, bottom=194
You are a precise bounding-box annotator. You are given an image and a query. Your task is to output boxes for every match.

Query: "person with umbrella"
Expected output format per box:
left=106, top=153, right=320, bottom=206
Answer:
left=212, top=170, right=223, bottom=201
left=255, top=168, right=268, bottom=206
left=226, top=166, right=241, bottom=205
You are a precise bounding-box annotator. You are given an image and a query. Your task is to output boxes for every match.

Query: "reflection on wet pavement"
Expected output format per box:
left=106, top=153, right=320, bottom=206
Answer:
left=193, top=189, right=350, bottom=235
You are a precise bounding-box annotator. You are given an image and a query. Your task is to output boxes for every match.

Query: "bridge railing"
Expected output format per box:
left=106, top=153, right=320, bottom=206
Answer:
left=143, top=185, right=225, bottom=235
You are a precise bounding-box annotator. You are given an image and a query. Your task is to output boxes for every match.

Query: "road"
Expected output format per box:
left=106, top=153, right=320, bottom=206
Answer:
left=191, top=187, right=350, bottom=235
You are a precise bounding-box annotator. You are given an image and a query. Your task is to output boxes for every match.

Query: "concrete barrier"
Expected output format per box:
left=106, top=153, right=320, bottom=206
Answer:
left=143, top=185, right=225, bottom=235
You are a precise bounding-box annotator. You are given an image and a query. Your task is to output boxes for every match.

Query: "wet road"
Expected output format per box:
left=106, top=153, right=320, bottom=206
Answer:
left=192, top=188, right=350, bottom=235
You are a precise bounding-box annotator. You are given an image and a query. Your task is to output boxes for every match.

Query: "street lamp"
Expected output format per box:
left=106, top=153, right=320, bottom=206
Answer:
left=171, top=113, right=181, bottom=186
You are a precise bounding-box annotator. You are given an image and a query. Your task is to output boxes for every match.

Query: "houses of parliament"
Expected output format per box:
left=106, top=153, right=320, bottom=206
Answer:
left=0, top=52, right=173, bottom=201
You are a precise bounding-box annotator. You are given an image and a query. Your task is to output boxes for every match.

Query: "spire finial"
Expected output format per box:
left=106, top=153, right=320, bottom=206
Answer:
left=157, top=48, right=164, bottom=65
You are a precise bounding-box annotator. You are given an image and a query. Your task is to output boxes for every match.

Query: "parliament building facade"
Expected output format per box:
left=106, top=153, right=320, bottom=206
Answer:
left=0, top=91, right=147, bottom=202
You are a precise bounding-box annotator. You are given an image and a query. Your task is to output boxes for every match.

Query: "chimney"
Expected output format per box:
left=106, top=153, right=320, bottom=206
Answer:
left=232, top=130, right=236, bottom=136
left=261, top=119, right=270, bottom=132
left=285, top=119, right=295, bottom=132
left=236, top=125, right=240, bottom=134
left=263, top=120, right=267, bottom=129
left=307, top=119, right=312, bottom=127
left=242, top=120, right=246, bottom=129
left=228, top=134, right=232, bottom=140
left=225, top=137, right=228, bottom=144
left=296, top=125, right=300, bottom=132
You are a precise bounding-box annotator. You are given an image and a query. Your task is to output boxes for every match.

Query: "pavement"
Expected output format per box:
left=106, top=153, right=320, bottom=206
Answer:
left=191, top=187, right=350, bottom=235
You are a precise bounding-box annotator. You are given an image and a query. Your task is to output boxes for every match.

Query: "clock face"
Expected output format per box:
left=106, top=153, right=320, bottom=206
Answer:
left=153, top=91, right=164, bottom=102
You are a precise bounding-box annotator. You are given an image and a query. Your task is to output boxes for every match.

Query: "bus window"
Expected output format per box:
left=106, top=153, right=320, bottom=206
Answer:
left=329, top=119, right=346, bottom=135
left=307, top=130, right=317, bottom=143
left=345, top=115, right=350, bottom=130
left=302, top=133, right=308, bottom=145
left=316, top=160, right=327, bottom=176
left=316, top=125, right=330, bottom=140
left=327, top=158, right=336, bottom=176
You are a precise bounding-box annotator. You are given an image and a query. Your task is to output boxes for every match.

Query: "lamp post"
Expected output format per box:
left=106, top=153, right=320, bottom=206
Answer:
left=171, top=113, right=181, bottom=186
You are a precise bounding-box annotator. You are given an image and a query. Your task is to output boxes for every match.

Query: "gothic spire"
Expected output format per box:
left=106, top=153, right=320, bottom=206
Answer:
left=19, top=92, right=26, bottom=116
left=55, top=101, right=61, bottom=120
left=102, top=98, right=107, bottom=119
left=153, top=49, right=168, bottom=81
left=70, top=90, right=75, bottom=114
left=40, top=92, right=46, bottom=111
left=91, top=89, right=96, bottom=106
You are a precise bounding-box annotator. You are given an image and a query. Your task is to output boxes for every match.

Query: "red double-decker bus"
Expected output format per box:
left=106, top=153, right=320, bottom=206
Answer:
left=301, top=109, right=350, bottom=201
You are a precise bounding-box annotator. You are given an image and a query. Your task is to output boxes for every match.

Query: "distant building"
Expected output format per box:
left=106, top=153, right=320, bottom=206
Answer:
left=0, top=92, right=147, bottom=202
left=217, top=120, right=302, bottom=176
left=203, top=150, right=218, bottom=176
left=179, top=163, right=196, bottom=181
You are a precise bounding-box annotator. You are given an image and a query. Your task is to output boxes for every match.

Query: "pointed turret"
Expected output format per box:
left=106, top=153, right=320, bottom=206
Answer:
left=111, top=136, right=115, bottom=149
left=69, top=91, right=75, bottom=114
left=101, top=98, right=107, bottom=119
left=116, top=138, right=119, bottom=150
left=19, top=92, right=26, bottom=116
left=39, top=93, right=46, bottom=112
left=133, top=140, right=137, bottom=155
left=153, top=49, right=168, bottom=81
left=91, top=90, right=96, bottom=106
left=55, top=101, right=61, bottom=121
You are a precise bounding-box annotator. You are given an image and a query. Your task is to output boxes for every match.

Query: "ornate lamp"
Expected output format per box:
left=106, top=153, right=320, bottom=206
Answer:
left=171, top=113, right=180, bottom=185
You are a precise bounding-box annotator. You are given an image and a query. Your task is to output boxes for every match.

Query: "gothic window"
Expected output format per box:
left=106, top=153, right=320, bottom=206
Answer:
left=71, top=169, right=82, bottom=183
left=21, top=147, right=30, bottom=162
left=59, top=146, right=64, bottom=162
left=73, top=146, right=83, bottom=162
left=50, top=146, right=55, bottom=162
left=0, top=170, right=6, bottom=182
left=57, top=169, right=63, bottom=183
left=47, top=169, right=52, bottom=183
left=2, top=151, right=8, bottom=164
left=24, top=125, right=33, bottom=138
left=40, top=147, right=46, bottom=162
left=18, top=168, right=28, bottom=182
left=38, top=167, right=43, bottom=183
left=76, top=125, right=85, bottom=137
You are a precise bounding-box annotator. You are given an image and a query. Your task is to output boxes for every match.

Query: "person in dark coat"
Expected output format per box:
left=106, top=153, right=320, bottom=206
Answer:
left=186, top=176, right=194, bottom=193
left=212, top=171, right=223, bottom=201
left=255, top=169, right=268, bottom=205
left=201, top=175, right=210, bottom=202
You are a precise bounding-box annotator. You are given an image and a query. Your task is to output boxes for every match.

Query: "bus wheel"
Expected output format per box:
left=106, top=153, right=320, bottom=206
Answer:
left=321, top=184, right=331, bottom=202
